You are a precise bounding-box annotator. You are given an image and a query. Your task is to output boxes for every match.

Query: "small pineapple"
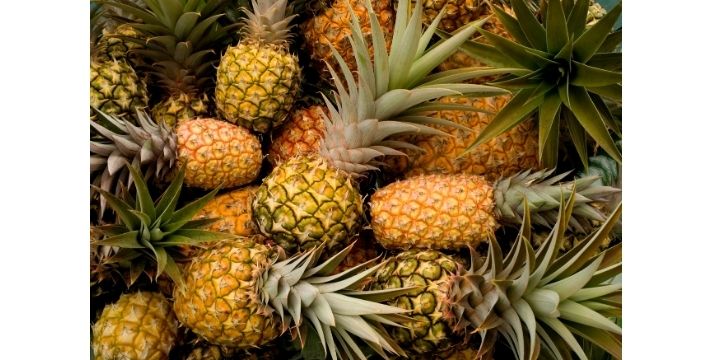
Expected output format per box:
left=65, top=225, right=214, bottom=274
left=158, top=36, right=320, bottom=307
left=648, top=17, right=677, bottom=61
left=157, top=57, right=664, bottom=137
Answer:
left=92, top=292, right=179, bottom=360
left=176, top=118, right=263, bottom=190
left=151, top=93, right=210, bottom=128
left=215, top=0, right=301, bottom=133
left=370, top=170, right=619, bottom=251
left=192, top=186, right=260, bottom=236
left=268, top=105, right=327, bottom=166
left=173, top=237, right=412, bottom=359
left=253, top=0, right=506, bottom=256
left=369, top=197, right=623, bottom=359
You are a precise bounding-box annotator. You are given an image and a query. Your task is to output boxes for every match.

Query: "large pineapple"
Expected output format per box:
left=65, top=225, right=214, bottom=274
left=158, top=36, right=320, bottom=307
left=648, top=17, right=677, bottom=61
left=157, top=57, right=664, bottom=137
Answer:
left=370, top=170, right=618, bottom=251
left=396, top=95, right=539, bottom=181
left=215, top=0, right=301, bottom=133
left=104, top=0, right=232, bottom=126
left=301, top=0, right=394, bottom=78
left=92, top=292, right=179, bottom=360
left=90, top=6, right=148, bottom=120
left=252, top=0, right=507, bottom=256
left=173, top=237, right=412, bottom=359
left=369, top=197, right=622, bottom=359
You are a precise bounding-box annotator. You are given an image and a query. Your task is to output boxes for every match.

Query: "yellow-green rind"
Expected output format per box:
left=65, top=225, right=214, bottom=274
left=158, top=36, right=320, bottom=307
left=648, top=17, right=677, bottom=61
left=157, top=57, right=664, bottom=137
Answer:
left=90, top=59, right=149, bottom=118
left=215, top=43, right=301, bottom=133
left=252, top=156, right=363, bottom=255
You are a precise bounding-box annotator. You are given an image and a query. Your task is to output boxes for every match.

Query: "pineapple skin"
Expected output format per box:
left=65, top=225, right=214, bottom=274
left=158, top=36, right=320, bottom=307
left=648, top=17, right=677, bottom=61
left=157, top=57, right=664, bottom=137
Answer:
left=370, top=174, right=497, bottom=250
left=176, top=119, right=263, bottom=190
left=173, top=238, right=281, bottom=347
left=413, top=0, right=484, bottom=32
left=96, top=24, right=144, bottom=65
left=90, top=59, right=149, bottom=118
left=399, top=95, right=539, bottom=182
left=193, top=186, right=260, bottom=236
left=252, top=156, right=363, bottom=255
left=268, top=105, right=326, bottom=166
left=301, top=0, right=394, bottom=77
left=368, top=249, right=461, bottom=355
left=92, top=292, right=178, bottom=360
left=151, top=92, right=210, bottom=128
left=215, top=43, right=301, bottom=134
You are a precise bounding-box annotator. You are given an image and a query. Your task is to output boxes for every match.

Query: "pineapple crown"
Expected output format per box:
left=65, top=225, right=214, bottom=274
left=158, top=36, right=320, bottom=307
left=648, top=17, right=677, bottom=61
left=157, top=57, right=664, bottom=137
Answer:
left=261, top=241, right=416, bottom=360
left=449, top=194, right=622, bottom=360
left=317, top=0, right=511, bottom=176
left=453, top=0, right=622, bottom=170
left=493, top=168, right=620, bottom=233
left=91, top=163, right=228, bottom=287
left=102, top=0, right=236, bottom=96
left=91, top=108, right=177, bottom=218
left=241, top=0, right=296, bottom=45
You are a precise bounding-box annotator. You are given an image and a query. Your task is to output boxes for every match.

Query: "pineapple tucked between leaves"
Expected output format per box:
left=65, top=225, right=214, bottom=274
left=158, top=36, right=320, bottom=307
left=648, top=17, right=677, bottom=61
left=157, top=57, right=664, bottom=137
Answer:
left=370, top=196, right=623, bottom=359
left=253, top=0, right=507, bottom=256
left=370, top=170, right=619, bottom=251
left=268, top=105, right=327, bottom=166
left=192, top=186, right=260, bottom=236
left=92, top=292, right=178, bottom=360
left=215, top=0, right=301, bottom=133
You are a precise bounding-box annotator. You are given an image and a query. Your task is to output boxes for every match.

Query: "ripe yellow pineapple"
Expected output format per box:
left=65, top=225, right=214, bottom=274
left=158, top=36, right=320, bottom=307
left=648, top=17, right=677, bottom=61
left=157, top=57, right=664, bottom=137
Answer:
left=151, top=93, right=210, bottom=127
left=268, top=105, right=327, bottom=166
left=172, top=236, right=411, bottom=358
left=176, top=119, right=263, bottom=190
left=92, top=292, right=179, bottom=360
left=301, top=0, right=394, bottom=78
left=192, top=186, right=260, bottom=236
left=397, top=95, right=539, bottom=181
left=215, top=0, right=301, bottom=133
left=370, top=170, right=619, bottom=250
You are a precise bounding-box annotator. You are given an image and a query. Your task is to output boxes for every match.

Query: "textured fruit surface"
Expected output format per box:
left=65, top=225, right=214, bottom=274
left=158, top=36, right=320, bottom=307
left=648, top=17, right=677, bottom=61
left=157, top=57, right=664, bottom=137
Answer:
left=371, top=174, right=496, bottom=250
left=92, top=291, right=178, bottom=360
left=173, top=238, right=281, bottom=347
left=400, top=96, right=538, bottom=182
left=301, top=0, right=394, bottom=77
left=151, top=93, right=209, bottom=127
left=253, top=156, right=363, bottom=254
left=96, top=24, right=144, bottom=64
left=268, top=105, right=326, bottom=166
left=176, top=119, right=262, bottom=190
left=215, top=42, right=301, bottom=133
left=414, top=0, right=483, bottom=32
left=369, top=249, right=460, bottom=354
left=90, top=60, right=148, bottom=117
left=193, top=186, right=259, bottom=236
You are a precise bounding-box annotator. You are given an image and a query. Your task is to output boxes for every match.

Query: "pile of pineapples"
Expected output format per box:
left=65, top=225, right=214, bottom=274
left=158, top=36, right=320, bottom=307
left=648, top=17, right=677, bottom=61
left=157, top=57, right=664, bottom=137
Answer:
left=89, top=0, right=622, bottom=359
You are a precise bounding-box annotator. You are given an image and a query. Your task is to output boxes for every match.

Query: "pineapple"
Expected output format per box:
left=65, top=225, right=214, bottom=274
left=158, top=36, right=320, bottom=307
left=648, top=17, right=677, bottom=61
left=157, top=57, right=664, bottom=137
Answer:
left=460, top=0, right=622, bottom=169
left=173, top=237, right=413, bottom=359
left=91, top=163, right=227, bottom=286
left=268, top=105, right=327, bottom=166
left=90, top=6, right=148, bottom=120
left=369, top=197, right=622, bottom=358
left=215, top=0, right=301, bottom=133
left=300, top=0, right=394, bottom=79
left=96, top=23, right=144, bottom=66
left=253, top=0, right=507, bottom=256
left=103, top=0, right=231, bottom=126
left=90, top=109, right=177, bottom=219
left=396, top=95, right=539, bottom=181
left=192, top=186, right=260, bottom=236
left=176, top=118, right=263, bottom=190
left=92, top=292, right=179, bottom=360
left=370, top=170, right=619, bottom=251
